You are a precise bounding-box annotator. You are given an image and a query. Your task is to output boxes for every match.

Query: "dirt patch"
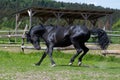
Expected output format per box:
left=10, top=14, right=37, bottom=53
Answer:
left=14, top=71, right=71, bottom=80
left=1, top=70, right=119, bottom=80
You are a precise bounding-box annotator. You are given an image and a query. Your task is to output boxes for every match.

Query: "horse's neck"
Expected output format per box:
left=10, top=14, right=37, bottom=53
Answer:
left=44, top=26, right=55, bottom=32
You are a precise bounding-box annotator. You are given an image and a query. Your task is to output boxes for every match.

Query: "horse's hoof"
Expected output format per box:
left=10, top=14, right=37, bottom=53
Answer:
left=78, top=62, right=82, bottom=66
left=35, top=63, right=40, bottom=66
left=52, top=64, right=56, bottom=67
left=68, top=62, right=73, bottom=66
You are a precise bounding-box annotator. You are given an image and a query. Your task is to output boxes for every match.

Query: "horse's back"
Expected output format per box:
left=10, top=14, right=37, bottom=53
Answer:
left=70, top=25, right=90, bottom=42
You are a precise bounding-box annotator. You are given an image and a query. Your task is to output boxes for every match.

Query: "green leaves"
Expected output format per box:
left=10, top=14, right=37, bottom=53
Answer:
left=113, top=19, right=120, bottom=30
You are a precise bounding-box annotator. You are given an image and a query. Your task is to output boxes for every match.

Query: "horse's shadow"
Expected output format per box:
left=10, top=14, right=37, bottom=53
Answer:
left=57, top=64, right=90, bottom=68
left=57, top=64, right=120, bottom=69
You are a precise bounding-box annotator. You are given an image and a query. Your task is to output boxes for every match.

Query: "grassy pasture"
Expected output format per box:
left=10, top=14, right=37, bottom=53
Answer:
left=0, top=50, right=120, bottom=80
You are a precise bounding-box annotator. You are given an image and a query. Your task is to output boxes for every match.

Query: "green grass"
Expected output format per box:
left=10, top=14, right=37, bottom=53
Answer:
left=0, top=50, right=120, bottom=80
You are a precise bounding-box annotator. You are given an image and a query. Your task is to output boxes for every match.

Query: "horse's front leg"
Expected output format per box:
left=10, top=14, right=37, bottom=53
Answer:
left=35, top=49, right=48, bottom=66
left=47, top=45, right=56, bottom=67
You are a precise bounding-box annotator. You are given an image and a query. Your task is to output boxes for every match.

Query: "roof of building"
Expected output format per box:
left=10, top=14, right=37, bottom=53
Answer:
left=16, top=7, right=113, bottom=20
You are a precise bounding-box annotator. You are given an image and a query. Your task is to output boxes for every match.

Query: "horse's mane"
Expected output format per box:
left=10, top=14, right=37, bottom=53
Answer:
left=29, top=26, right=34, bottom=32
left=30, top=24, right=44, bottom=30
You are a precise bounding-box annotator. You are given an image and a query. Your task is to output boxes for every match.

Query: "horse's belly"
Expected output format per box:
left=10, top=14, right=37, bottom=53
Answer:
left=54, top=39, right=72, bottom=47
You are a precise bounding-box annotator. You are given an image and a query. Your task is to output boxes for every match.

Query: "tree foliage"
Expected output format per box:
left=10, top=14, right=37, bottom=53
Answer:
left=113, top=19, right=120, bottom=30
left=0, top=0, right=120, bottom=30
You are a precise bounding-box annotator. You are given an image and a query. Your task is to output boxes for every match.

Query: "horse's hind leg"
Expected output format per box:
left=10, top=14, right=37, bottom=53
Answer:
left=78, top=43, right=89, bottom=66
left=69, top=39, right=82, bottom=65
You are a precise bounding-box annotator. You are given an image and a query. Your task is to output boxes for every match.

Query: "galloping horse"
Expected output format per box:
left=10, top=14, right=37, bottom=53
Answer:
left=26, top=24, right=109, bottom=66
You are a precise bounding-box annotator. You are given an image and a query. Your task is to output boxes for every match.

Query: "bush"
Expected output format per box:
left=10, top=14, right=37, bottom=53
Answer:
left=112, top=19, right=120, bottom=30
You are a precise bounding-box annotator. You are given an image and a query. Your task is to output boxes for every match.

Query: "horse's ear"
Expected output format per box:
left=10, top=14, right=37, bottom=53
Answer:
left=25, top=31, right=31, bottom=42
left=25, top=31, right=28, bottom=35
left=25, top=31, right=29, bottom=37
left=82, top=22, right=86, bottom=26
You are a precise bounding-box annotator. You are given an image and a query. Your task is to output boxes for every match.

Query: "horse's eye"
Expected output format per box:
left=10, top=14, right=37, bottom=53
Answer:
left=26, top=37, right=30, bottom=42
left=27, top=37, right=33, bottom=43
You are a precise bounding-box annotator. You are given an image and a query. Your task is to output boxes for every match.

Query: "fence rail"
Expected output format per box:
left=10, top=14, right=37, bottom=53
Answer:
left=0, top=30, right=120, bottom=55
left=0, top=30, right=27, bottom=33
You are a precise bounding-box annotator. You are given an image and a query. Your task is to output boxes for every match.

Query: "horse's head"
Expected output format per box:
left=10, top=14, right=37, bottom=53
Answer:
left=26, top=25, right=45, bottom=50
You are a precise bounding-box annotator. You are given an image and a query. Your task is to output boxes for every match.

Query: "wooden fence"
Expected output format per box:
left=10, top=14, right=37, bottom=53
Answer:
left=0, top=30, right=120, bottom=55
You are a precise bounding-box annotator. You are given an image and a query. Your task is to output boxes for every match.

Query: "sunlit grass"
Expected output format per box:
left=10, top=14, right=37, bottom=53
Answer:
left=0, top=50, right=120, bottom=80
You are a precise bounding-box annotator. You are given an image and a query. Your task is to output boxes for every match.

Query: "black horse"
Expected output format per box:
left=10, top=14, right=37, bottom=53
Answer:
left=26, top=24, right=109, bottom=66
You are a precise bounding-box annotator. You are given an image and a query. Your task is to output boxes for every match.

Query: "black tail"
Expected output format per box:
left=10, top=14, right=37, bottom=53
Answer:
left=90, top=28, right=110, bottom=50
